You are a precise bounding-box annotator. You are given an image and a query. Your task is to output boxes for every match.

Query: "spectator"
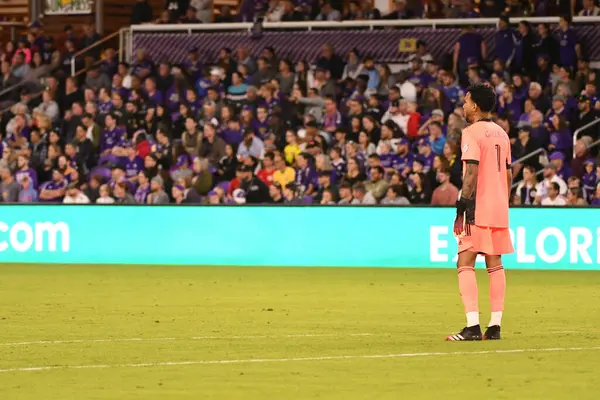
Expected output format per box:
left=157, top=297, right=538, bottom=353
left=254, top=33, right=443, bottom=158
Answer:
left=63, top=183, right=91, bottom=204
left=381, top=184, right=409, bottom=205
left=364, top=165, right=388, bottom=200
left=541, top=181, right=567, bottom=205
left=131, top=0, right=154, bottom=24
left=316, top=44, right=344, bottom=82
left=0, top=166, right=20, bottom=202
left=17, top=175, right=37, bottom=202
left=515, top=165, right=541, bottom=205
left=351, top=182, right=376, bottom=204
left=579, top=0, right=600, bottom=16
left=114, top=181, right=136, bottom=204
left=315, top=1, right=342, bottom=21
left=383, top=0, right=414, bottom=19
left=265, top=0, right=285, bottom=21
left=273, top=152, right=295, bottom=187
left=281, top=0, right=304, bottom=21
left=257, top=151, right=276, bottom=186
left=537, top=163, right=568, bottom=203
left=557, top=15, right=580, bottom=70
left=144, top=175, right=168, bottom=204
left=39, top=169, right=67, bottom=202
left=407, top=171, right=431, bottom=204
left=238, top=164, right=270, bottom=203
left=95, top=184, right=114, bottom=204
left=431, top=168, right=459, bottom=205
left=361, top=0, right=381, bottom=19
left=237, top=130, right=264, bottom=160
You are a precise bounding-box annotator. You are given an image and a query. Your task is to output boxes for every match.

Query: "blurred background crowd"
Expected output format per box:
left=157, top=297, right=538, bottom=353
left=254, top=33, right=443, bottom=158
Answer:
left=0, top=0, right=599, bottom=206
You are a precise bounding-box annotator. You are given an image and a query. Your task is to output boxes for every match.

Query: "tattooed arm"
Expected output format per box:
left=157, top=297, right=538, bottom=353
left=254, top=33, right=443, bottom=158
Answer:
left=454, top=161, right=478, bottom=236
left=506, top=167, right=512, bottom=203
left=461, top=161, right=479, bottom=201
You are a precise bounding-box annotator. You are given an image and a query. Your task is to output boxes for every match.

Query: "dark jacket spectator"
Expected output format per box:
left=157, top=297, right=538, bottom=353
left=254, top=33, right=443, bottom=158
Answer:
left=132, top=0, right=155, bottom=25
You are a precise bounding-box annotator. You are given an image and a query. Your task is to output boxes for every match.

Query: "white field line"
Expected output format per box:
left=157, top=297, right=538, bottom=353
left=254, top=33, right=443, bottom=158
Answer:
left=0, top=333, right=373, bottom=347
left=1, top=346, right=600, bottom=373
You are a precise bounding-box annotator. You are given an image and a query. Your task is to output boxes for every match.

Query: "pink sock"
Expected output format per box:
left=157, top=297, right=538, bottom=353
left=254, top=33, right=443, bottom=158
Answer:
left=488, top=265, right=506, bottom=312
left=457, top=266, right=479, bottom=313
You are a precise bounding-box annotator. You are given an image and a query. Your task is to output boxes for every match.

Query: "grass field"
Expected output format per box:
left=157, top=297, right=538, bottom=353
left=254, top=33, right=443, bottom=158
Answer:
left=1, top=265, right=599, bottom=399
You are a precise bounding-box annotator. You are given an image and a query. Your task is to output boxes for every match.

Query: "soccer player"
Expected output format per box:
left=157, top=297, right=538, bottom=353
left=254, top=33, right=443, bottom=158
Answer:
left=446, top=84, right=514, bottom=342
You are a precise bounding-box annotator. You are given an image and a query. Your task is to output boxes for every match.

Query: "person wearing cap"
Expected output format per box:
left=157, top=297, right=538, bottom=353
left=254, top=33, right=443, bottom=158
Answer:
left=549, top=151, right=572, bottom=181
left=314, top=169, right=338, bottom=204
left=237, top=164, right=270, bottom=204
left=171, top=154, right=193, bottom=181
left=574, top=95, right=600, bottom=139
left=381, top=99, right=409, bottom=136
left=63, top=182, right=90, bottom=204
left=416, top=138, right=434, bottom=174
left=392, top=137, right=413, bottom=178
left=407, top=55, right=434, bottom=94
left=146, top=175, right=169, bottom=204
left=39, top=169, right=67, bottom=203
left=537, top=162, right=568, bottom=203
left=237, top=129, right=264, bottom=161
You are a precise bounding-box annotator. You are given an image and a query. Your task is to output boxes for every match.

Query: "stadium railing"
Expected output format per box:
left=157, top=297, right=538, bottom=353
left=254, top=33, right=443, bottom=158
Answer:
left=572, top=118, right=600, bottom=158
left=127, top=16, right=600, bottom=33
left=0, top=21, right=26, bottom=41
left=124, top=16, right=600, bottom=64
left=69, top=30, right=122, bottom=77
left=510, top=148, right=548, bottom=190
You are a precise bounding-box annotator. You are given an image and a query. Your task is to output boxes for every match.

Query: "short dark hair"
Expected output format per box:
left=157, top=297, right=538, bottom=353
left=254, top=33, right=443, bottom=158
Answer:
left=550, top=182, right=560, bottom=192
left=371, top=165, right=384, bottom=176
left=264, top=151, right=274, bottom=160
left=467, top=83, right=497, bottom=113
left=352, top=182, right=366, bottom=193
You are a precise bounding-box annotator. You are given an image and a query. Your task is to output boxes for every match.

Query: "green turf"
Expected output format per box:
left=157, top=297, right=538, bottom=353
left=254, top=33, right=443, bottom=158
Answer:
left=0, top=265, right=599, bottom=399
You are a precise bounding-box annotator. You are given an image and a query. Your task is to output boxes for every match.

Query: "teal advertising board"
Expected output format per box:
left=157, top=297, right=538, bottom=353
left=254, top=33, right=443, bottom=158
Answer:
left=0, top=206, right=598, bottom=269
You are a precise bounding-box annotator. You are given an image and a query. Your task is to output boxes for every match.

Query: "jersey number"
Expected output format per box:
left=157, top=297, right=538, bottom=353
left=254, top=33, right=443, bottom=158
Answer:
left=494, top=144, right=501, bottom=172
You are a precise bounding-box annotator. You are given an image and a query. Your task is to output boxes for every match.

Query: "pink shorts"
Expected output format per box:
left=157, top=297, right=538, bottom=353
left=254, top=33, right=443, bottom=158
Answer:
left=458, top=226, right=514, bottom=256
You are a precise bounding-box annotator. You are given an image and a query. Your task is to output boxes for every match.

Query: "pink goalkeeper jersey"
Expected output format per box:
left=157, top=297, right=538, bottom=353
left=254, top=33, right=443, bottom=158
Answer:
left=461, top=120, right=511, bottom=228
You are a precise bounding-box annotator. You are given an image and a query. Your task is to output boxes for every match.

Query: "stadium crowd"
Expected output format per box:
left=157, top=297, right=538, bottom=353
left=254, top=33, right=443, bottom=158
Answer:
left=0, top=1, right=600, bottom=206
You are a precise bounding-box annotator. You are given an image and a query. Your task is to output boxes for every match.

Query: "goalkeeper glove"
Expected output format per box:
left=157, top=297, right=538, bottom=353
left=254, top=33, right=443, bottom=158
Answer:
left=456, top=197, right=475, bottom=226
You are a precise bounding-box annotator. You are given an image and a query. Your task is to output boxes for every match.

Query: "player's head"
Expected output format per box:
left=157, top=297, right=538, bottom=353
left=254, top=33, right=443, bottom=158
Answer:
left=463, top=83, right=496, bottom=122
